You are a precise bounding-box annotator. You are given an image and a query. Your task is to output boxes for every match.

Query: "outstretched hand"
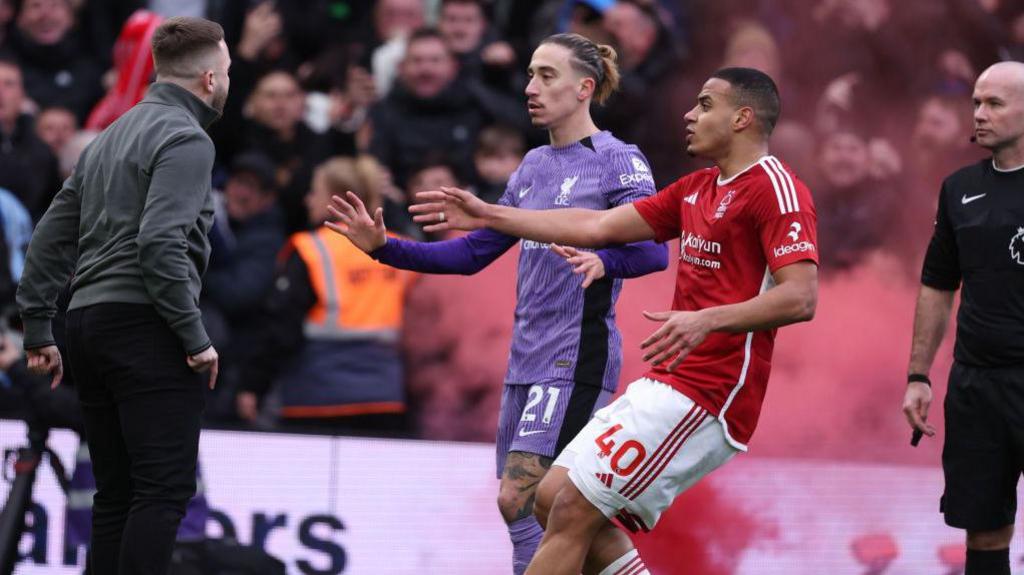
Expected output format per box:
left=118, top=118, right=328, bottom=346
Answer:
left=409, top=187, right=491, bottom=233
left=551, top=245, right=606, bottom=289
left=325, top=191, right=388, bottom=253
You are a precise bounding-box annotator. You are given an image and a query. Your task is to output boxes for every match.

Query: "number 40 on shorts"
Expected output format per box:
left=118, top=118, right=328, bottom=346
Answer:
left=594, top=424, right=647, bottom=476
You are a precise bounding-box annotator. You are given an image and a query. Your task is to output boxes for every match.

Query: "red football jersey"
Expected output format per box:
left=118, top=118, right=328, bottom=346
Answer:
left=632, top=155, right=818, bottom=449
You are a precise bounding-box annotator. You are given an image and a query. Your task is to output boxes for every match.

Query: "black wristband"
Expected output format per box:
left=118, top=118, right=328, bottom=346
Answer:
left=907, top=373, right=931, bottom=387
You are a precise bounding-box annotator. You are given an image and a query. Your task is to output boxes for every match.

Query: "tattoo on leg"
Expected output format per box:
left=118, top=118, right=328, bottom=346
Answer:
left=500, top=451, right=553, bottom=522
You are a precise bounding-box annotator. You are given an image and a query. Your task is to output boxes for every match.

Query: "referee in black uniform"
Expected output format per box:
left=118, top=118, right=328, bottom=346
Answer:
left=903, top=61, right=1024, bottom=575
left=16, top=17, right=229, bottom=575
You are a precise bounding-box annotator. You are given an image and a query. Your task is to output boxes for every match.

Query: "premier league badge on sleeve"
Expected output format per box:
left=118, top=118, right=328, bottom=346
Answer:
left=1009, top=227, right=1024, bottom=265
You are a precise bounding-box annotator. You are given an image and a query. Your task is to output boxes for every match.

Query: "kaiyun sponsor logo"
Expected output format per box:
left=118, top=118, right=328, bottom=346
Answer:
left=679, top=230, right=722, bottom=255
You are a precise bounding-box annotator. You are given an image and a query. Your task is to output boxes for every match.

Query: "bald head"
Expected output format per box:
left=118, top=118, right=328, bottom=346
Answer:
left=977, top=61, right=1024, bottom=93
left=973, top=61, right=1024, bottom=154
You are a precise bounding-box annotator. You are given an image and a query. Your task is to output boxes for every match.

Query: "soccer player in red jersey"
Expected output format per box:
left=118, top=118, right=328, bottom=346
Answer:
left=408, top=67, right=819, bottom=575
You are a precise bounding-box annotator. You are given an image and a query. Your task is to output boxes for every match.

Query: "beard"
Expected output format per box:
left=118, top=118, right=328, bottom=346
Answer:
left=210, top=82, right=229, bottom=115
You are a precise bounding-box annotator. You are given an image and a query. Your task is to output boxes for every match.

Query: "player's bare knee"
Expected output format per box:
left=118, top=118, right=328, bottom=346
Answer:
left=496, top=482, right=532, bottom=524
left=967, top=525, right=1014, bottom=550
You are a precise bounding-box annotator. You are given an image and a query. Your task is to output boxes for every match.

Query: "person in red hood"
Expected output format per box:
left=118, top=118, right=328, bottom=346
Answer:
left=84, top=10, right=163, bottom=131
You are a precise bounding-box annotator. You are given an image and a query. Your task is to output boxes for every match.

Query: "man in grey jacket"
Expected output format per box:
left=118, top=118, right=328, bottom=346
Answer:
left=16, top=16, right=230, bottom=575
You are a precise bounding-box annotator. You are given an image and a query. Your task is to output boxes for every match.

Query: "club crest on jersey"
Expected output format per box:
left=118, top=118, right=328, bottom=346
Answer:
left=631, top=157, right=649, bottom=172
left=555, top=176, right=578, bottom=206
left=1009, top=227, right=1024, bottom=265
left=715, top=190, right=736, bottom=219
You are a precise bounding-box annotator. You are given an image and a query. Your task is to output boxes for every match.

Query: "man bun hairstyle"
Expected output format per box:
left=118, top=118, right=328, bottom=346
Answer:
left=151, top=16, right=224, bottom=79
left=595, top=44, right=621, bottom=105
left=542, top=33, right=621, bottom=105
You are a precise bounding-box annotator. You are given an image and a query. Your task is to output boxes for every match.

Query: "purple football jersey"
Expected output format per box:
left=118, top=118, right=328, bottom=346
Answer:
left=499, top=131, right=656, bottom=391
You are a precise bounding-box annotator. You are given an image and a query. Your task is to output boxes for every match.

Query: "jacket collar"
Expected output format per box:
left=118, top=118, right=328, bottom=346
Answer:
left=143, top=82, right=220, bottom=129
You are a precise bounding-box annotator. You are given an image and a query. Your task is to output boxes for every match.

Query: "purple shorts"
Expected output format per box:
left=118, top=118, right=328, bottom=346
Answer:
left=495, top=379, right=613, bottom=478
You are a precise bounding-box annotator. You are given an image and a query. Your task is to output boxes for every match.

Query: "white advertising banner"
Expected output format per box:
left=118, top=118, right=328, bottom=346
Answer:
left=0, top=421, right=510, bottom=574
left=3, top=420, right=1023, bottom=574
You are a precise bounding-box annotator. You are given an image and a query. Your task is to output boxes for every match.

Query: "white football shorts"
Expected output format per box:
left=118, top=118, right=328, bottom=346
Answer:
left=553, top=377, right=739, bottom=532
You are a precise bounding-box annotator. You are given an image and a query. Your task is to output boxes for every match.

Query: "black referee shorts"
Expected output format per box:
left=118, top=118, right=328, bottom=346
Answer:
left=941, top=361, right=1024, bottom=531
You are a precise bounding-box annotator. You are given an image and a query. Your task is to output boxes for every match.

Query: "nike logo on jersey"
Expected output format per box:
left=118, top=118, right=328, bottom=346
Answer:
left=962, top=193, right=987, bottom=204
left=518, top=429, right=546, bottom=437
left=518, top=186, right=532, bottom=199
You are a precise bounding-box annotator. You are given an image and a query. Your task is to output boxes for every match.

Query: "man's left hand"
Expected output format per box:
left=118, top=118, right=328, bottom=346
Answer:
left=640, top=310, right=712, bottom=371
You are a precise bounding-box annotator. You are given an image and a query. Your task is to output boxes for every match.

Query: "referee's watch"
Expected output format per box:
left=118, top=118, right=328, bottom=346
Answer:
left=907, top=373, right=931, bottom=387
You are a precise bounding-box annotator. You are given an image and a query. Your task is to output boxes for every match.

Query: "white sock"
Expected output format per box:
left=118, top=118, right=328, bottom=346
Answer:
left=598, top=548, right=650, bottom=575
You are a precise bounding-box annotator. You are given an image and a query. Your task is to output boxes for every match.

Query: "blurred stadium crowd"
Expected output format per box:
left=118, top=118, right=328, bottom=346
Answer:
left=0, top=0, right=1020, bottom=439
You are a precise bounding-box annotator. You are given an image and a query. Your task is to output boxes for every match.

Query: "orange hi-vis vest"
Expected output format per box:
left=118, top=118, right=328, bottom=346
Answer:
left=288, top=227, right=417, bottom=344
left=276, top=227, right=416, bottom=419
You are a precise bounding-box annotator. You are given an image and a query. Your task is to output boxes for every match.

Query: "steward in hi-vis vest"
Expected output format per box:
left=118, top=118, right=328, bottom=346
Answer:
left=236, top=156, right=417, bottom=433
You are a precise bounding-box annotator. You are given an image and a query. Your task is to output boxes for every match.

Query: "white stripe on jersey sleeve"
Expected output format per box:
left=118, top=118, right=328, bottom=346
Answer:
left=766, top=156, right=799, bottom=212
left=759, top=158, right=790, bottom=214
left=763, top=157, right=794, bottom=213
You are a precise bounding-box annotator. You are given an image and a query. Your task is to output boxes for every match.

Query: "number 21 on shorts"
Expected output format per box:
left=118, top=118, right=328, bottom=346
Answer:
left=594, top=424, right=647, bottom=476
left=521, top=384, right=560, bottom=424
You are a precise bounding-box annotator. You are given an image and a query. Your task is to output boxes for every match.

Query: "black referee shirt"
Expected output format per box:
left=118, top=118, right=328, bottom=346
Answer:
left=922, top=158, right=1024, bottom=367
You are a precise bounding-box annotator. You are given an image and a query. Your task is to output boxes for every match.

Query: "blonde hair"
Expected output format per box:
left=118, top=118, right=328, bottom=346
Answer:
left=542, top=33, right=621, bottom=105
left=315, top=155, right=385, bottom=211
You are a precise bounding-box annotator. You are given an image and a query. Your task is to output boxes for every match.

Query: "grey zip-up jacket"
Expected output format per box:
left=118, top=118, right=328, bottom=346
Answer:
left=17, top=82, right=219, bottom=355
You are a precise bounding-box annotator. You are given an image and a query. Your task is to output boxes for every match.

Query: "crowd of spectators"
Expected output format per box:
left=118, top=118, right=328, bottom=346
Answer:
left=0, top=0, right=1020, bottom=438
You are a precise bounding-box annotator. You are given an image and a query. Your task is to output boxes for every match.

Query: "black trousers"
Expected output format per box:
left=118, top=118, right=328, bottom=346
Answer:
left=66, top=303, right=205, bottom=575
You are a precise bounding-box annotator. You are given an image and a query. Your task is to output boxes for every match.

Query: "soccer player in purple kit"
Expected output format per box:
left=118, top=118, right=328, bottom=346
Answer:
left=327, top=33, right=667, bottom=574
